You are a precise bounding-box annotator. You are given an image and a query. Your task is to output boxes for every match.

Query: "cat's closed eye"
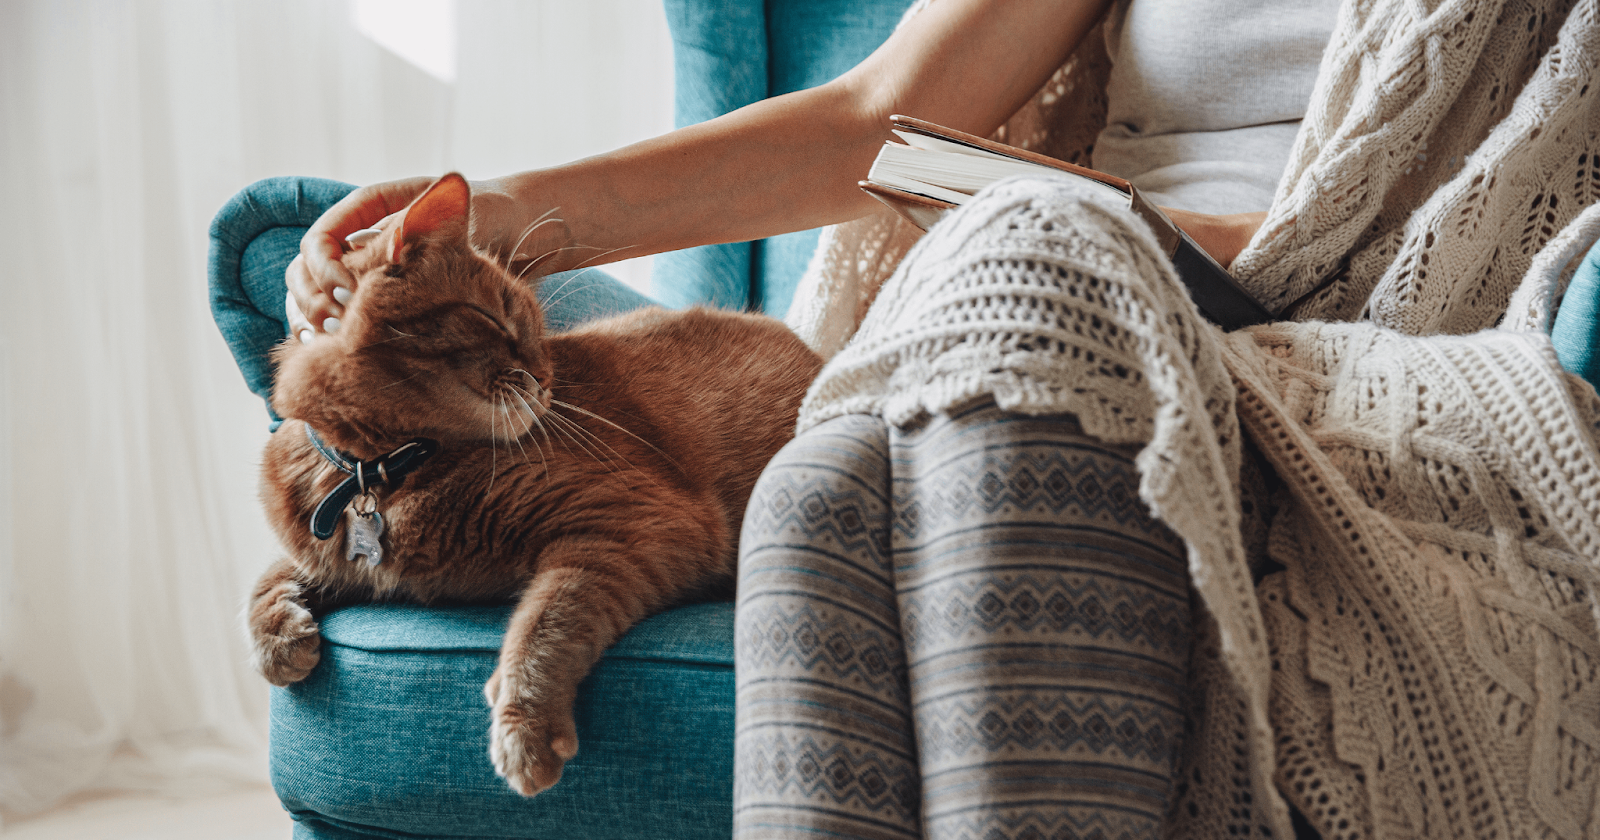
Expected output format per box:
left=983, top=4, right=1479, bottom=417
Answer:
left=464, top=304, right=514, bottom=339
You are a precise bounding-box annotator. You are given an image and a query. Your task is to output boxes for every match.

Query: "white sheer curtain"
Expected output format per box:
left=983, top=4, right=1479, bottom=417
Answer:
left=0, top=0, right=674, bottom=821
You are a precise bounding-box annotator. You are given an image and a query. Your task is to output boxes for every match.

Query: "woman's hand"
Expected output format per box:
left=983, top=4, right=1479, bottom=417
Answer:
left=1161, top=208, right=1267, bottom=270
left=288, top=176, right=434, bottom=339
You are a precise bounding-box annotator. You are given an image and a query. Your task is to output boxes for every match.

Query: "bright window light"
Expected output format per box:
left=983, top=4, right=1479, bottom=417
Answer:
left=350, top=0, right=458, bottom=83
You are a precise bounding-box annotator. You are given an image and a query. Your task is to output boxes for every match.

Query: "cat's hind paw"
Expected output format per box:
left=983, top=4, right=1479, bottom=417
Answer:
left=249, top=596, right=322, bottom=686
left=488, top=698, right=579, bottom=796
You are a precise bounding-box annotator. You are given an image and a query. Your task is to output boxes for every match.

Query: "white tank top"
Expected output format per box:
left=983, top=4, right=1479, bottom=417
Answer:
left=1092, top=0, right=1342, bottom=214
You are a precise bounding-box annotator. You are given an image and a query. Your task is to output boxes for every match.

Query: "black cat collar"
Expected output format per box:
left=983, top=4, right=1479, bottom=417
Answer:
left=305, top=425, right=439, bottom=540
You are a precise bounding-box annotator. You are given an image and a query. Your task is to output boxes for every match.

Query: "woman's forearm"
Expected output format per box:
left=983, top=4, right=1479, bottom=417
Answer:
left=474, top=82, right=890, bottom=275
left=472, top=0, right=1112, bottom=276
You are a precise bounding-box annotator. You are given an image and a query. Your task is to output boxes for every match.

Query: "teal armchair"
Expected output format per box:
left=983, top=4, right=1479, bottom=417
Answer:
left=207, top=3, right=911, bottom=838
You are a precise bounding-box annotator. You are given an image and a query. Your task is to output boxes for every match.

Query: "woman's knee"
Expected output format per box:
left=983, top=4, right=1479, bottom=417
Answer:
left=739, top=413, right=893, bottom=591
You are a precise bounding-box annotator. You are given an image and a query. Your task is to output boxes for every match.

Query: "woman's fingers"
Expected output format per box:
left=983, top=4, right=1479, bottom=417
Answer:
left=290, top=177, right=435, bottom=335
left=285, top=288, right=313, bottom=345
left=286, top=249, right=352, bottom=338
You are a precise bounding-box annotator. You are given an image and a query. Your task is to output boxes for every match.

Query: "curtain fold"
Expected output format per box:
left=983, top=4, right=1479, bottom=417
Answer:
left=0, top=0, right=673, bottom=820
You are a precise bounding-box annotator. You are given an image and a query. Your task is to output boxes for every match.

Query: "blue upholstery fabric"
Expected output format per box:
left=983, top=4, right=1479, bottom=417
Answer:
left=273, top=602, right=735, bottom=839
left=207, top=176, right=654, bottom=430
left=208, top=177, right=358, bottom=422
left=653, top=0, right=913, bottom=317
left=1552, top=236, right=1600, bottom=391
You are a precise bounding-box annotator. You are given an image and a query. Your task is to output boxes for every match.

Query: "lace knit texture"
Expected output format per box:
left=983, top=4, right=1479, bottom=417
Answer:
left=1231, top=324, right=1600, bottom=840
left=784, top=0, right=1600, bottom=836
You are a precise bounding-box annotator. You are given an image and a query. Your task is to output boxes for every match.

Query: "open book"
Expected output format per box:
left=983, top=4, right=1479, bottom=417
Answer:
left=862, top=116, right=1273, bottom=330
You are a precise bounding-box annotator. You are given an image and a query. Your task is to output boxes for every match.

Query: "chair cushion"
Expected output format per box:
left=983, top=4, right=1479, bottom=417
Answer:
left=1551, top=234, right=1600, bottom=391
left=271, top=601, right=734, bottom=840
left=652, top=0, right=913, bottom=317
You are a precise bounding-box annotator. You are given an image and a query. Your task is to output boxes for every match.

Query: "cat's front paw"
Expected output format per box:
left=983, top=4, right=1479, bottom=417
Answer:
left=486, top=675, right=579, bottom=796
left=249, top=596, right=322, bottom=686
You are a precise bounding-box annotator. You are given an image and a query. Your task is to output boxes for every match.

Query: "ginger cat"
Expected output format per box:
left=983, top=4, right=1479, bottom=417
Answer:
left=246, top=173, right=821, bottom=795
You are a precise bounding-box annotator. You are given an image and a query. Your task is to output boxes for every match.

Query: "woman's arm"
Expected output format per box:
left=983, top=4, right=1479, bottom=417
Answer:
left=292, top=0, right=1113, bottom=332
left=478, top=0, right=1115, bottom=270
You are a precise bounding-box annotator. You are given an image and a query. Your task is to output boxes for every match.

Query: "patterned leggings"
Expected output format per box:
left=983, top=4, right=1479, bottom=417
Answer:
left=735, top=400, right=1192, bottom=840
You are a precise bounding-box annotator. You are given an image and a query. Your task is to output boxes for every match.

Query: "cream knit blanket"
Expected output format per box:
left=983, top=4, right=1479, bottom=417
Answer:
left=786, top=0, right=1600, bottom=837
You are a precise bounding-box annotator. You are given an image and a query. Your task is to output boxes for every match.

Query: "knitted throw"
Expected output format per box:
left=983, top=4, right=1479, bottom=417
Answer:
left=785, top=0, right=1600, bottom=837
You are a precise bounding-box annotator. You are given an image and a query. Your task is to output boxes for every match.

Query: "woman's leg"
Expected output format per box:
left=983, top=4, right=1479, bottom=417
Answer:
left=890, top=399, right=1191, bottom=840
left=736, top=414, right=923, bottom=840
left=736, top=402, right=1193, bottom=839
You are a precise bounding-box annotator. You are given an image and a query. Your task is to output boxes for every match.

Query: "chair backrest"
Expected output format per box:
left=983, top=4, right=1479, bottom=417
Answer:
left=650, top=0, right=915, bottom=318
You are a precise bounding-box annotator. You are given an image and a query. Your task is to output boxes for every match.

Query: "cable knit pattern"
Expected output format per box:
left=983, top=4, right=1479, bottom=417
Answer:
left=1506, top=202, right=1600, bottom=332
left=1229, top=324, right=1600, bottom=840
left=1233, top=0, right=1600, bottom=330
left=783, top=0, right=1600, bottom=835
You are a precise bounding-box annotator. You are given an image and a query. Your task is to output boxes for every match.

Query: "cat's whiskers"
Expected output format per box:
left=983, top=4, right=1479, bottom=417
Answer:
left=503, top=371, right=651, bottom=488
left=530, top=407, right=557, bottom=459
left=520, top=241, right=634, bottom=283
left=570, top=244, right=639, bottom=271
left=543, top=410, right=663, bottom=490
left=379, top=371, right=426, bottom=391
left=505, top=211, right=565, bottom=275
left=549, top=399, right=683, bottom=474
left=540, top=411, right=637, bottom=484
left=505, top=390, right=551, bottom=483
left=510, top=370, right=670, bottom=479
left=506, top=384, right=555, bottom=456
left=536, top=270, right=600, bottom=310
left=487, top=395, right=499, bottom=495
left=500, top=398, right=530, bottom=465
left=528, top=243, right=643, bottom=303
left=522, top=244, right=590, bottom=274
left=542, top=412, right=617, bottom=473
left=496, top=382, right=552, bottom=479
left=517, top=243, right=589, bottom=284
left=503, top=379, right=574, bottom=471
left=357, top=332, right=423, bottom=351
left=537, top=414, right=593, bottom=472
left=540, top=276, right=615, bottom=314
left=508, top=369, right=546, bottom=399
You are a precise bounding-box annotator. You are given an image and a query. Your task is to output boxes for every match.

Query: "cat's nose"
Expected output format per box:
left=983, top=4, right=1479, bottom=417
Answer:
left=531, top=383, right=552, bottom=410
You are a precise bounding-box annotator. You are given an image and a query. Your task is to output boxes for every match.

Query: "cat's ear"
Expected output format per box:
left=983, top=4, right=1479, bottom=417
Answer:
left=390, top=172, right=471, bottom=263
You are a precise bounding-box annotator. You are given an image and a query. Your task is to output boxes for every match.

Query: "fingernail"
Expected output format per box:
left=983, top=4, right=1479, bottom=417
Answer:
left=345, top=228, right=382, bottom=247
left=323, top=317, right=342, bottom=334
left=332, top=286, right=352, bottom=306
left=298, top=329, right=314, bottom=344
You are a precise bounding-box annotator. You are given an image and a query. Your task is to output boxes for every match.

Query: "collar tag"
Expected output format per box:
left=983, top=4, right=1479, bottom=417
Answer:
left=305, top=426, right=439, bottom=541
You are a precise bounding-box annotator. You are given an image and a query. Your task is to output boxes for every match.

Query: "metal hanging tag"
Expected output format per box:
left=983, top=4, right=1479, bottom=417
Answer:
left=346, top=491, right=385, bottom=566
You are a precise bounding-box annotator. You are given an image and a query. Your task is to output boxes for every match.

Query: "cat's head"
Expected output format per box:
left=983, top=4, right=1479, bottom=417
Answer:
left=272, top=173, right=555, bottom=459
